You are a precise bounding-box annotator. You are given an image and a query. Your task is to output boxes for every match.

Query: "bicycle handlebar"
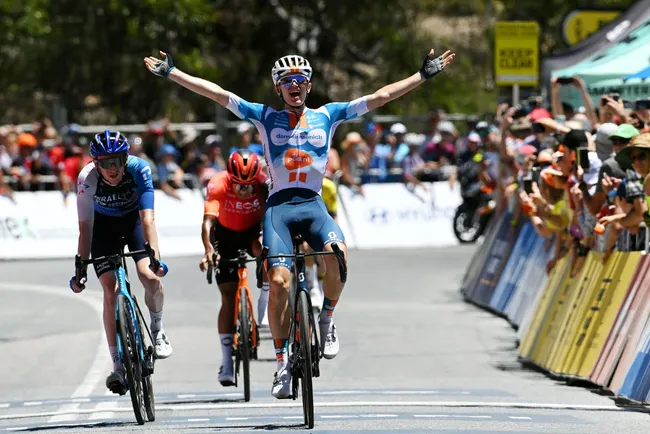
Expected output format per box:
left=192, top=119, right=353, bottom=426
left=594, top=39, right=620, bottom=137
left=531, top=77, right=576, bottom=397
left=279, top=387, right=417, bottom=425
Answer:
left=75, top=242, right=160, bottom=283
left=206, top=250, right=258, bottom=285
left=255, top=242, right=347, bottom=288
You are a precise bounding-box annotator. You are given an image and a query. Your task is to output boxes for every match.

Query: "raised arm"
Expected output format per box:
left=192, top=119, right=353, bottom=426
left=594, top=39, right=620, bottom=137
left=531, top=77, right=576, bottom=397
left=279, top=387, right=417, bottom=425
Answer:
left=364, top=49, right=455, bottom=112
left=144, top=51, right=231, bottom=107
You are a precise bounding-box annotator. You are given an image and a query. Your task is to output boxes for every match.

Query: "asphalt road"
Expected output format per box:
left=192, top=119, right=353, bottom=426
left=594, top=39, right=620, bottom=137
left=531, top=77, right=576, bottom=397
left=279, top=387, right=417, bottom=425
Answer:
left=0, top=246, right=649, bottom=433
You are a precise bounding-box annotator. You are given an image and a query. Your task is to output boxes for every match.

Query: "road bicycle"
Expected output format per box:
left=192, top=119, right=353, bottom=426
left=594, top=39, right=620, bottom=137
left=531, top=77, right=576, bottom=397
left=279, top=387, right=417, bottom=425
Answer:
left=75, top=242, right=161, bottom=425
left=207, top=248, right=259, bottom=402
left=256, top=236, right=347, bottom=428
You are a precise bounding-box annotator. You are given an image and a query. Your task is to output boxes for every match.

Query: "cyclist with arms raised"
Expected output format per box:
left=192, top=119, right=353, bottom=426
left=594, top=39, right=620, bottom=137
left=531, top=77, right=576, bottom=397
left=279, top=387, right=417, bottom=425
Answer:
left=199, top=149, right=269, bottom=386
left=145, top=47, right=455, bottom=398
left=70, top=131, right=171, bottom=395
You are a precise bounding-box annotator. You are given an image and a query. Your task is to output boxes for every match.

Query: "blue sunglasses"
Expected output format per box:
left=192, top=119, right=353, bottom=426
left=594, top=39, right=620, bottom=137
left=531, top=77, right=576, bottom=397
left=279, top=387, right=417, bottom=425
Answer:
left=279, top=75, right=309, bottom=88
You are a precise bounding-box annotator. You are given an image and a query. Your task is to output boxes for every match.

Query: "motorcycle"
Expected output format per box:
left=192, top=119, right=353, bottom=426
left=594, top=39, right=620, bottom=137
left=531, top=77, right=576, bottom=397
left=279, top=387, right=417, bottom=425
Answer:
left=453, top=160, right=494, bottom=244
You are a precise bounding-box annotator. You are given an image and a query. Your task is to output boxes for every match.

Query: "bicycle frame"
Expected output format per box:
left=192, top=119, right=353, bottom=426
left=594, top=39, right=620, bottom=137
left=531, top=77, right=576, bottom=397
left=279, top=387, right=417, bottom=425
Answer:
left=234, top=264, right=258, bottom=351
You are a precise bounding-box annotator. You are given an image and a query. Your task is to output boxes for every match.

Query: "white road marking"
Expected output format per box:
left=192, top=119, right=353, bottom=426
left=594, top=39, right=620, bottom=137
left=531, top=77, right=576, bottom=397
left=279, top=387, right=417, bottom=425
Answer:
left=187, top=418, right=210, bottom=422
left=281, top=416, right=303, bottom=419
left=0, top=283, right=109, bottom=424
left=0, top=400, right=629, bottom=421
left=321, top=415, right=358, bottom=419
left=360, top=414, right=397, bottom=418
left=177, top=394, right=196, bottom=399
left=22, top=402, right=42, bottom=407
left=509, top=416, right=532, bottom=420
left=226, top=417, right=249, bottom=420
left=6, top=427, right=28, bottom=432
left=0, top=404, right=9, bottom=409
left=89, top=401, right=119, bottom=420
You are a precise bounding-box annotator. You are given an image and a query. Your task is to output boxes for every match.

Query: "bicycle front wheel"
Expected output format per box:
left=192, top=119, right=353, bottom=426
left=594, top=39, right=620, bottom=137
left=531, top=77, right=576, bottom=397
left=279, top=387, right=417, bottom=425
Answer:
left=134, top=297, right=156, bottom=422
left=297, top=290, right=314, bottom=428
left=117, top=295, right=146, bottom=425
left=238, top=287, right=251, bottom=402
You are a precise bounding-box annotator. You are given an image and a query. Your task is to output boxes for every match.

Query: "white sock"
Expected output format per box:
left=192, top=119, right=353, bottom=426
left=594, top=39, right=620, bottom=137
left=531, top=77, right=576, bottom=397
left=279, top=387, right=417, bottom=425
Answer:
left=258, top=282, right=269, bottom=323
left=150, top=310, right=163, bottom=336
left=219, top=333, right=234, bottom=372
left=109, top=345, right=123, bottom=372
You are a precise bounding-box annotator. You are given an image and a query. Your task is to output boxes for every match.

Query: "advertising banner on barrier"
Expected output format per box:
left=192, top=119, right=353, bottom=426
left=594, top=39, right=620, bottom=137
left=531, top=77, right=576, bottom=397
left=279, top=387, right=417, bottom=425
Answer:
left=337, top=182, right=462, bottom=249
left=468, top=213, right=521, bottom=306
left=0, top=190, right=206, bottom=260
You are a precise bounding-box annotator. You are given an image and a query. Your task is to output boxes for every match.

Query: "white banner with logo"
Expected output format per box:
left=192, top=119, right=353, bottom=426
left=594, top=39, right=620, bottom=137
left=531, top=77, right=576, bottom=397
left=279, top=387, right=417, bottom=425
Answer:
left=0, top=182, right=462, bottom=259
left=337, top=182, right=462, bottom=249
left=0, top=190, right=206, bottom=260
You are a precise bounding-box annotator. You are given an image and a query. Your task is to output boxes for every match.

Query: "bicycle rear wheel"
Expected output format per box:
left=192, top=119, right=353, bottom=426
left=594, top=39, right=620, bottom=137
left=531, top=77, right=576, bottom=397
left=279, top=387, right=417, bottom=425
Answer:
left=134, top=297, right=156, bottom=421
left=238, top=287, right=251, bottom=402
left=297, top=290, right=314, bottom=428
left=117, top=295, right=146, bottom=425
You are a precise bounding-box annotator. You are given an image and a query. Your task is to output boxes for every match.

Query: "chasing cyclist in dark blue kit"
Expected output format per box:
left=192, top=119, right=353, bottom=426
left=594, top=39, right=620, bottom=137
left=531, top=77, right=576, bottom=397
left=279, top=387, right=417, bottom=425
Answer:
left=69, top=130, right=172, bottom=395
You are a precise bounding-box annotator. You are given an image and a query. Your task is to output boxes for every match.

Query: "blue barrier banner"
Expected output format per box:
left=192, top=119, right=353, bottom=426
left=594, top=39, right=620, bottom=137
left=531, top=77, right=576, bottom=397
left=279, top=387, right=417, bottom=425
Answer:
left=469, top=212, right=518, bottom=306
left=461, top=211, right=505, bottom=299
left=489, top=222, right=536, bottom=312
left=507, top=232, right=552, bottom=328
left=618, top=318, right=650, bottom=401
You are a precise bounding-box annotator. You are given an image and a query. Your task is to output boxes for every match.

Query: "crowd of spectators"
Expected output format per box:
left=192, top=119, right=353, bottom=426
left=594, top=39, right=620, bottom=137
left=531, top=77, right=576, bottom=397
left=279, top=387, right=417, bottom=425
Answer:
left=482, top=75, right=650, bottom=276
left=0, top=110, right=468, bottom=200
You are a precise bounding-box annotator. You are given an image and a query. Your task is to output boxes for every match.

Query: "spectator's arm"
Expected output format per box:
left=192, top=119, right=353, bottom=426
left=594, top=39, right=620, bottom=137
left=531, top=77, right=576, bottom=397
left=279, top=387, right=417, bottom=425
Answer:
left=550, top=79, right=563, bottom=119
left=573, top=76, right=598, bottom=128
left=160, top=181, right=182, bottom=200
left=619, top=197, right=647, bottom=227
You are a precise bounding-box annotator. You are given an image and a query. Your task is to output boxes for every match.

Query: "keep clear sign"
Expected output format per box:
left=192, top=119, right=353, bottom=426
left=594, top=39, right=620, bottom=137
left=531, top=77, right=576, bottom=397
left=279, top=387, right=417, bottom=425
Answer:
left=495, top=21, right=540, bottom=86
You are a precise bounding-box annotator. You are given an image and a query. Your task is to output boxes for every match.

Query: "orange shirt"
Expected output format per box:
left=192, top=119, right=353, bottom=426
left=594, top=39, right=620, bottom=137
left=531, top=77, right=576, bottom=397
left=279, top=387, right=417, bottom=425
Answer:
left=204, top=171, right=266, bottom=231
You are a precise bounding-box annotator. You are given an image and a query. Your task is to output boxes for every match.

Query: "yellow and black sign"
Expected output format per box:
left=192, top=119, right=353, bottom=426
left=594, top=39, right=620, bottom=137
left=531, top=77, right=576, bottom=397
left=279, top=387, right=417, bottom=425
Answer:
left=562, top=9, right=622, bottom=47
left=495, top=21, right=539, bottom=87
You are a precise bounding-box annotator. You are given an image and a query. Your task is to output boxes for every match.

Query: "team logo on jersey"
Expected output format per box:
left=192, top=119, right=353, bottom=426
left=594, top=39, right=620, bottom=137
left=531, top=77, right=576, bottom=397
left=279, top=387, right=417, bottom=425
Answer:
left=270, top=128, right=327, bottom=147
left=284, top=149, right=313, bottom=171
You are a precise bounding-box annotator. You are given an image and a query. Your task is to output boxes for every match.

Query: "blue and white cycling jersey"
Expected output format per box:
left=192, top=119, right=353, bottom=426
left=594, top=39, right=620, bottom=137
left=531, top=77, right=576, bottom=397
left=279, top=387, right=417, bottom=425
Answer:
left=77, top=156, right=155, bottom=220
left=226, top=94, right=369, bottom=198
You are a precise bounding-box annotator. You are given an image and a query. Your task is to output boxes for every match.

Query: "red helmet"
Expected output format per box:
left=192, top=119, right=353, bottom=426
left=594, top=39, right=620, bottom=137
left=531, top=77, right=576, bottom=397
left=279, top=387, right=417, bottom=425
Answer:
left=227, top=149, right=262, bottom=184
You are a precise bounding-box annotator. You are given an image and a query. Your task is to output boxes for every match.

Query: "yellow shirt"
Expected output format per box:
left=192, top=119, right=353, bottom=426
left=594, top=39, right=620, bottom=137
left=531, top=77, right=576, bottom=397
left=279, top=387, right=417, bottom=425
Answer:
left=546, top=199, right=572, bottom=231
left=321, top=177, right=338, bottom=215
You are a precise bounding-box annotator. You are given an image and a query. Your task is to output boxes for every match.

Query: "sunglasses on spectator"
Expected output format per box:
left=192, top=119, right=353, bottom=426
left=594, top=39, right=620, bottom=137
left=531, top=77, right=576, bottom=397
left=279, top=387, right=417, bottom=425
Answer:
left=279, top=75, right=309, bottom=88
left=629, top=153, right=648, bottom=163
left=234, top=183, right=254, bottom=194
left=96, top=154, right=126, bottom=169
left=612, top=137, right=630, bottom=145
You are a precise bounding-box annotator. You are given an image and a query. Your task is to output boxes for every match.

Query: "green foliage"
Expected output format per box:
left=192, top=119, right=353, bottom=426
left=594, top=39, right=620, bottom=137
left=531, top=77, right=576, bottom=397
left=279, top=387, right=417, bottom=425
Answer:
left=0, top=0, right=640, bottom=125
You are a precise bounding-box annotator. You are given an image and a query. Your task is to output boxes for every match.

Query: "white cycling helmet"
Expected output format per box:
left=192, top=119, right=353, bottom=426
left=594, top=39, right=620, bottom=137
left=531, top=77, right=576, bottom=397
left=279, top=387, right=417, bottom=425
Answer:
left=271, top=55, right=312, bottom=86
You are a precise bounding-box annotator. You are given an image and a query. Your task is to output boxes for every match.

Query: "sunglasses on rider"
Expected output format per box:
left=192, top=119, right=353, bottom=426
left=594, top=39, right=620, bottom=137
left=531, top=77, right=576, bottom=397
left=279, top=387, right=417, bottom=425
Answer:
left=96, top=154, right=126, bottom=170
left=279, top=75, right=309, bottom=88
left=234, top=183, right=254, bottom=194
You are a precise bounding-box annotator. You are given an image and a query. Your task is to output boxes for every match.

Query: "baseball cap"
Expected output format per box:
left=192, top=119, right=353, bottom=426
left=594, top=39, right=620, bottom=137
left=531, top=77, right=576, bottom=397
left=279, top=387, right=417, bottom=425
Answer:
left=562, top=129, right=588, bottom=150
left=237, top=122, right=254, bottom=135
left=159, top=144, right=180, bottom=158
left=438, top=120, right=457, bottom=135
left=205, top=134, right=222, bottom=147
left=389, top=123, right=407, bottom=135
left=609, top=123, right=639, bottom=140
left=529, top=108, right=552, bottom=123
left=467, top=132, right=481, bottom=142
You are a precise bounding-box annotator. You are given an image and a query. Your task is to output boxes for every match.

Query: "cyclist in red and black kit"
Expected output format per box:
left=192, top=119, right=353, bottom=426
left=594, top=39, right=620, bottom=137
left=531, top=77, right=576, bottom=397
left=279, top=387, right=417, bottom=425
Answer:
left=199, top=149, right=269, bottom=386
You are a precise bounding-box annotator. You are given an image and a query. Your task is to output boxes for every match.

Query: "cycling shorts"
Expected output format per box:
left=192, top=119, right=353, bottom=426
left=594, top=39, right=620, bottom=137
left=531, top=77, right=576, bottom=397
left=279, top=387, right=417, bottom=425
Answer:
left=91, top=211, right=147, bottom=277
left=211, top=219, right=261, bottom=284
left=263, top=188, right=345, bottom=270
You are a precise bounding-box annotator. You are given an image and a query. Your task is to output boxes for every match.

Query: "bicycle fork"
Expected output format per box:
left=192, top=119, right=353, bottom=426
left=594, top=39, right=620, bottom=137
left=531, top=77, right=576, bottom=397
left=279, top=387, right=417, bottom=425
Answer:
left=291, top=258, right=321, bottom=384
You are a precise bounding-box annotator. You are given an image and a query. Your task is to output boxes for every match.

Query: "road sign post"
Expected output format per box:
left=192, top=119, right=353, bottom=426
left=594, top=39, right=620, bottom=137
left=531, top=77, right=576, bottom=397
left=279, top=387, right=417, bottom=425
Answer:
left=495, top=21, right=540, bottom=105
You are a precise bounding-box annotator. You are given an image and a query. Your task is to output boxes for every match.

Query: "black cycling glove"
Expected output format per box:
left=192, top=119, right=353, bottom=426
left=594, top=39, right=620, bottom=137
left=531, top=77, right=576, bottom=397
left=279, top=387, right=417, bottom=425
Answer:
left=150, top=52, right=176, bottom=79
left=419, top=53, right=446, bottom=80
